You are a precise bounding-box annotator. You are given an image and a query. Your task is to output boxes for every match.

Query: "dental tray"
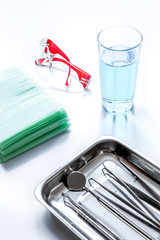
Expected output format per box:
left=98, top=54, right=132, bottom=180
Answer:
left=35, top=137, right=160, bottom=240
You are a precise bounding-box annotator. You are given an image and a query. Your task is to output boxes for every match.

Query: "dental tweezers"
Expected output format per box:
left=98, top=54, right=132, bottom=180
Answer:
left=88, top=177, right=160, bottom=229
left=62, top=193, right=123, bottom=240
left=102, top=163, right=160, bottom=225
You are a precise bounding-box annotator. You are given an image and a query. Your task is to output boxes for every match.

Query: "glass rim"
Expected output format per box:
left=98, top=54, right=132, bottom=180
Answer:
left=97, top=25, right=143, bottom=52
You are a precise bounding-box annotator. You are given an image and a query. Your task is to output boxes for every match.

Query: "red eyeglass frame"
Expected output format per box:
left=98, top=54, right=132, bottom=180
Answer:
left=35, top=39, right=91, bottom=89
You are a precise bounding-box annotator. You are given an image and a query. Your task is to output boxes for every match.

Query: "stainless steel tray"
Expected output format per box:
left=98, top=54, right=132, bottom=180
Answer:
left=35, top=137, right=160, bottom=240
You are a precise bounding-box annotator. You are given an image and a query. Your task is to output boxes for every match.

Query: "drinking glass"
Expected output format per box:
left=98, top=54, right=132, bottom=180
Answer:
left=97, top=26, right=143, bottom=113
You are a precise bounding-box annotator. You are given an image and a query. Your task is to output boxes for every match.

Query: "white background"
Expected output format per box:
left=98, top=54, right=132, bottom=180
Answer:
left=0, top=0, right=160, bottom=239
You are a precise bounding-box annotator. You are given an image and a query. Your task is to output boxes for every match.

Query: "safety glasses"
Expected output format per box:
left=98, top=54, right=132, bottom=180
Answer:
left=35, top=38, right=91, bottom=89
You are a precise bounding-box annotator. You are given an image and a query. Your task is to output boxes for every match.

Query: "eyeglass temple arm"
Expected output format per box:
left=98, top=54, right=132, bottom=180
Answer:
left=51, top=57, right=91, bottom=88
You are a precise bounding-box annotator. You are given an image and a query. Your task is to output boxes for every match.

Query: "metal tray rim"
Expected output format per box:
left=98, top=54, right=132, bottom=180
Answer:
left=35, top=136, right=159, bottom=193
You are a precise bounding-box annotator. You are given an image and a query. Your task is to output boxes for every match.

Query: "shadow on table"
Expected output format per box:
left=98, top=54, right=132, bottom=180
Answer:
left=43, top=211, right=80, bottom=240
left=99, top=103, right=152, bottom=138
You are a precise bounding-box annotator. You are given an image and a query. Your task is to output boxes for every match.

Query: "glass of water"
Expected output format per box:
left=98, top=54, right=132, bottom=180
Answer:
left=97, top=26, right=143, bottom=113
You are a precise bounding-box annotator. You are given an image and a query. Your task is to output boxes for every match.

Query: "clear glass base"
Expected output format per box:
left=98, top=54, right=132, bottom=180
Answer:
left=102, top=99, right=133, bottom=113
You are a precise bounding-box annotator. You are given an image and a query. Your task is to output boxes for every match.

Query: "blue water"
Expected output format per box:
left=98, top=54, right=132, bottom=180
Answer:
left=99, top=48, right=139, bottom=104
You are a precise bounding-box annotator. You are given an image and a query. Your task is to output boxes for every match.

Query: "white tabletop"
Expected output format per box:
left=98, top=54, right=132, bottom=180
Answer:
left=0, top=0, right=160, bottom=239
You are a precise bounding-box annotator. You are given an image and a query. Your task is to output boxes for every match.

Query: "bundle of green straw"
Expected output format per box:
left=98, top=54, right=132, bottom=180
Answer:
left=0, top=66, right=70, bottom=163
